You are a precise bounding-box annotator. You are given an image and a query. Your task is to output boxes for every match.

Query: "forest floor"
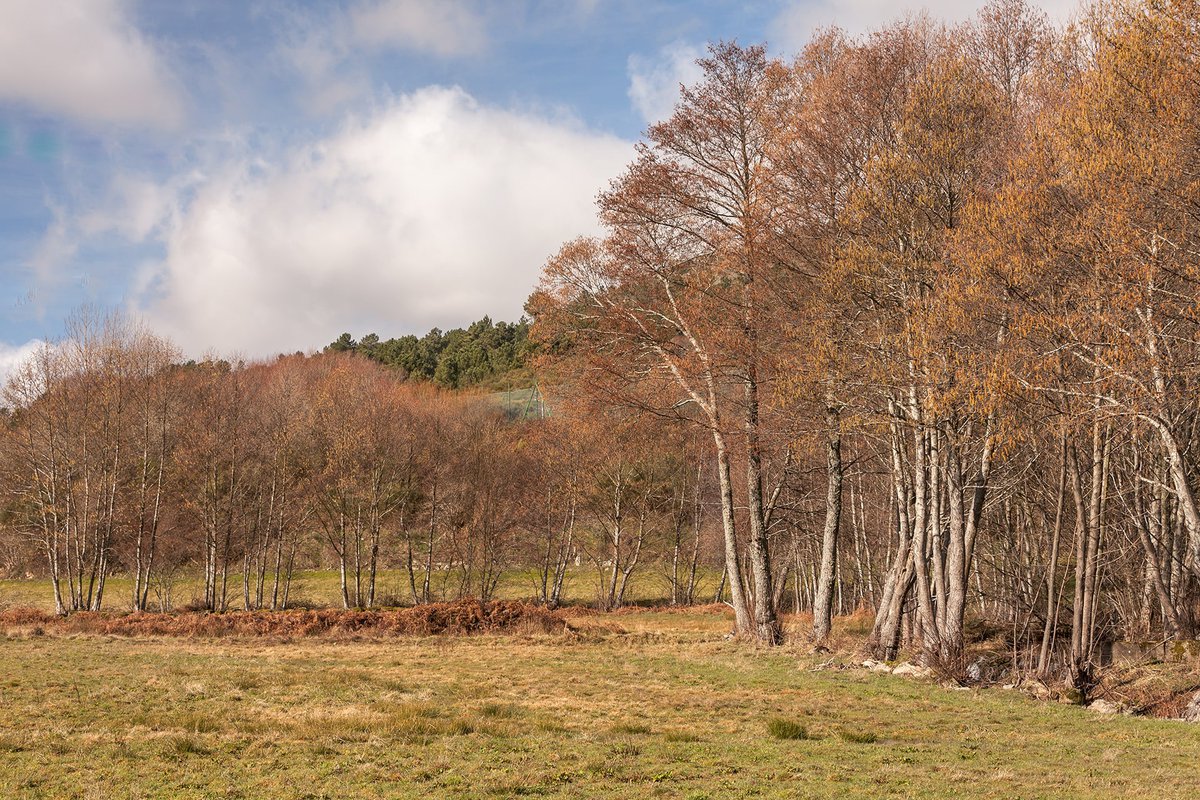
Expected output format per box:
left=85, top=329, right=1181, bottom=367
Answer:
left=2, top=609, right=1200, bottom=799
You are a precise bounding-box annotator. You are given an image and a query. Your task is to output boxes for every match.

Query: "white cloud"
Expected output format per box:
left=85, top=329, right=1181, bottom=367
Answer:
left=0, top=0, right=183, bottom=128
left=273, top=0, right=487, bottom=118
left=627, top=42, right=705, bottom=127
left=772, top=0, right=1082, bottom=52
left=0, top=339, right=44, bottom=392
left=349, top=0, right=487, bottom=56
left=272, top=5, right=373, bottom=117
left=132, top=86, right=633, bottom=357
left=79, top=174, right=186, bottom=241
left=29, top=205, right=76, bottom=285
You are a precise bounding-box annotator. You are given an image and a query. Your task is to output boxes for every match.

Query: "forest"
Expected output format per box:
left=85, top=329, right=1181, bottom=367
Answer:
left=3, top=0, right=1200, bottom=698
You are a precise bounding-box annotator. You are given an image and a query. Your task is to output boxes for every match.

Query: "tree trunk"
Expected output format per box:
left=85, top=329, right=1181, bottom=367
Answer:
left=743, top=372, right=780, bottom=644
left=812, top=409, right=843, bottom=643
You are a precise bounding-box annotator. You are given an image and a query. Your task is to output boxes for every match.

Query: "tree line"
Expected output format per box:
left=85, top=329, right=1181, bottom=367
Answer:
left=0, top=311, right=725, bottom=616
left=529, top=0, right=1200, bottom=683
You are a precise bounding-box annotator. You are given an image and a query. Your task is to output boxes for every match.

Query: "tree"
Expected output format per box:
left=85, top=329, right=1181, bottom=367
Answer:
left=533, top=43, right=790, bottom=643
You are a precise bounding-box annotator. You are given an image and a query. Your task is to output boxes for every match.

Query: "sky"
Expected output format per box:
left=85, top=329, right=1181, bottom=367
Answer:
left=0, top=0, right=1081, bottom=378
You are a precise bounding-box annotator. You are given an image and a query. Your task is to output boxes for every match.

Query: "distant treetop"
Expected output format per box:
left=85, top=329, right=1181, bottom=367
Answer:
left=324, top=316, right=533, bottom=391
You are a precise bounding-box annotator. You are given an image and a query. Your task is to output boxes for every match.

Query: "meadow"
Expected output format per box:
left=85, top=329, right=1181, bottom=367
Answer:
left=0, top=567, right=706, bottom=615
left=2, top=609, right=1200, bottom=799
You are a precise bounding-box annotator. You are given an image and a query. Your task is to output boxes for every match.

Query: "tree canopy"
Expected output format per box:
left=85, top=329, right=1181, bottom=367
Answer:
left=325, top=317, right=533, bottom=390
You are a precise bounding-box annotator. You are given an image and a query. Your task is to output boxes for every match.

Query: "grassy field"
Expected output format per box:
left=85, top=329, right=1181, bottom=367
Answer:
left=2, top=611, right=1200, bottom=799
left=0, top=567, right=712, bottom=613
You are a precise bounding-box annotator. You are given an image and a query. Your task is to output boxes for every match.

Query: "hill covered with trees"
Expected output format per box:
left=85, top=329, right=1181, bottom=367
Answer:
left=325, top=317, right=532, bottom=390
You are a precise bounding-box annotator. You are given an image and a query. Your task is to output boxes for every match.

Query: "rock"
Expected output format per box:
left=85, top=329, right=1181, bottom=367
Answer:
left=1024, top=680, right=1052, bottom=700
left=965, top=659, right=983, bottom=683
left=1088, top=698, right=1121, bottom=715
left=892, top=662, right=932, bottom=678
left=861, top=659, right=892, bottom=673
left=1059, top=687, right=1085, bottom=705
left=1181, top=691, right=1200, bottom=722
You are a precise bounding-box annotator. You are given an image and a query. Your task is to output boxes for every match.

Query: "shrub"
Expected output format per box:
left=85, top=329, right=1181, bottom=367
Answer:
left=926, top=645, right=971, bottom=685
left=0, top=600, right=567, bottom=639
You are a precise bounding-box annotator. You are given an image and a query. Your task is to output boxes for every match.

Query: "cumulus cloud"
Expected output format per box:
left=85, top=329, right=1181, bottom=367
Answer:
left=0, top=339, right=44, bottom=392
left=772, top=0, right=1081, bottom=51
left=0, top=0, right=183, bottom=128
left=627, top=42, right=705, bottom=127
left=349, top=0, right=488, bottom=56
left=79, top=174, right=190, bottom=242
left=132, top=87, right=632, bottom=357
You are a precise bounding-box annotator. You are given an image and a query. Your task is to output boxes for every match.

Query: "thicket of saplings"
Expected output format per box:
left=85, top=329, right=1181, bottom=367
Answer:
left=3, top=0, right=1200, bottom=697
left=0, top=326, right=737, bottom=620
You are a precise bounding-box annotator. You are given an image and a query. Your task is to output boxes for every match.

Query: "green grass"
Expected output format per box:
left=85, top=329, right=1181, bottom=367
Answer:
left=766, top=718, right=809, bottom=740
left=1, top=616, right=1199, bottom=798
left=838, top=729, right=878, bottom=744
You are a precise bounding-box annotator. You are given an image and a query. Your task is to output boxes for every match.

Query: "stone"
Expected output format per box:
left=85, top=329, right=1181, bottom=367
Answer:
left=1024, top=680, right=1052, bottom=700
left=892, top=662, right=932, bottom=678
left=966, top=659, right=983, bottom=683
left=1088, top=698, right=1121, bottom=715
left=1181, top=691, right=1200, bottom=722
left=861, top=659, right=892, bottom=673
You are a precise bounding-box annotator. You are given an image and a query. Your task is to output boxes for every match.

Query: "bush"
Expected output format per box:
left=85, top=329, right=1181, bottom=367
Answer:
left=926, top=645, right=971, bottom=685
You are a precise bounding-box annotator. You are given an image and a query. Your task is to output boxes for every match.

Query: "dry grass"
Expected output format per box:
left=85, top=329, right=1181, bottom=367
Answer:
left=0, top=566, right=726, bottom=614
left=2, top=610, right=1200, bottom=798
left=1091, top=662, right=1200, bottom=718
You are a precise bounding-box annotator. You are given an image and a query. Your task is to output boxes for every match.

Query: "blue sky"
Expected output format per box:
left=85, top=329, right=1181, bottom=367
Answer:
left=0, top=0, right=1077, bottom=375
